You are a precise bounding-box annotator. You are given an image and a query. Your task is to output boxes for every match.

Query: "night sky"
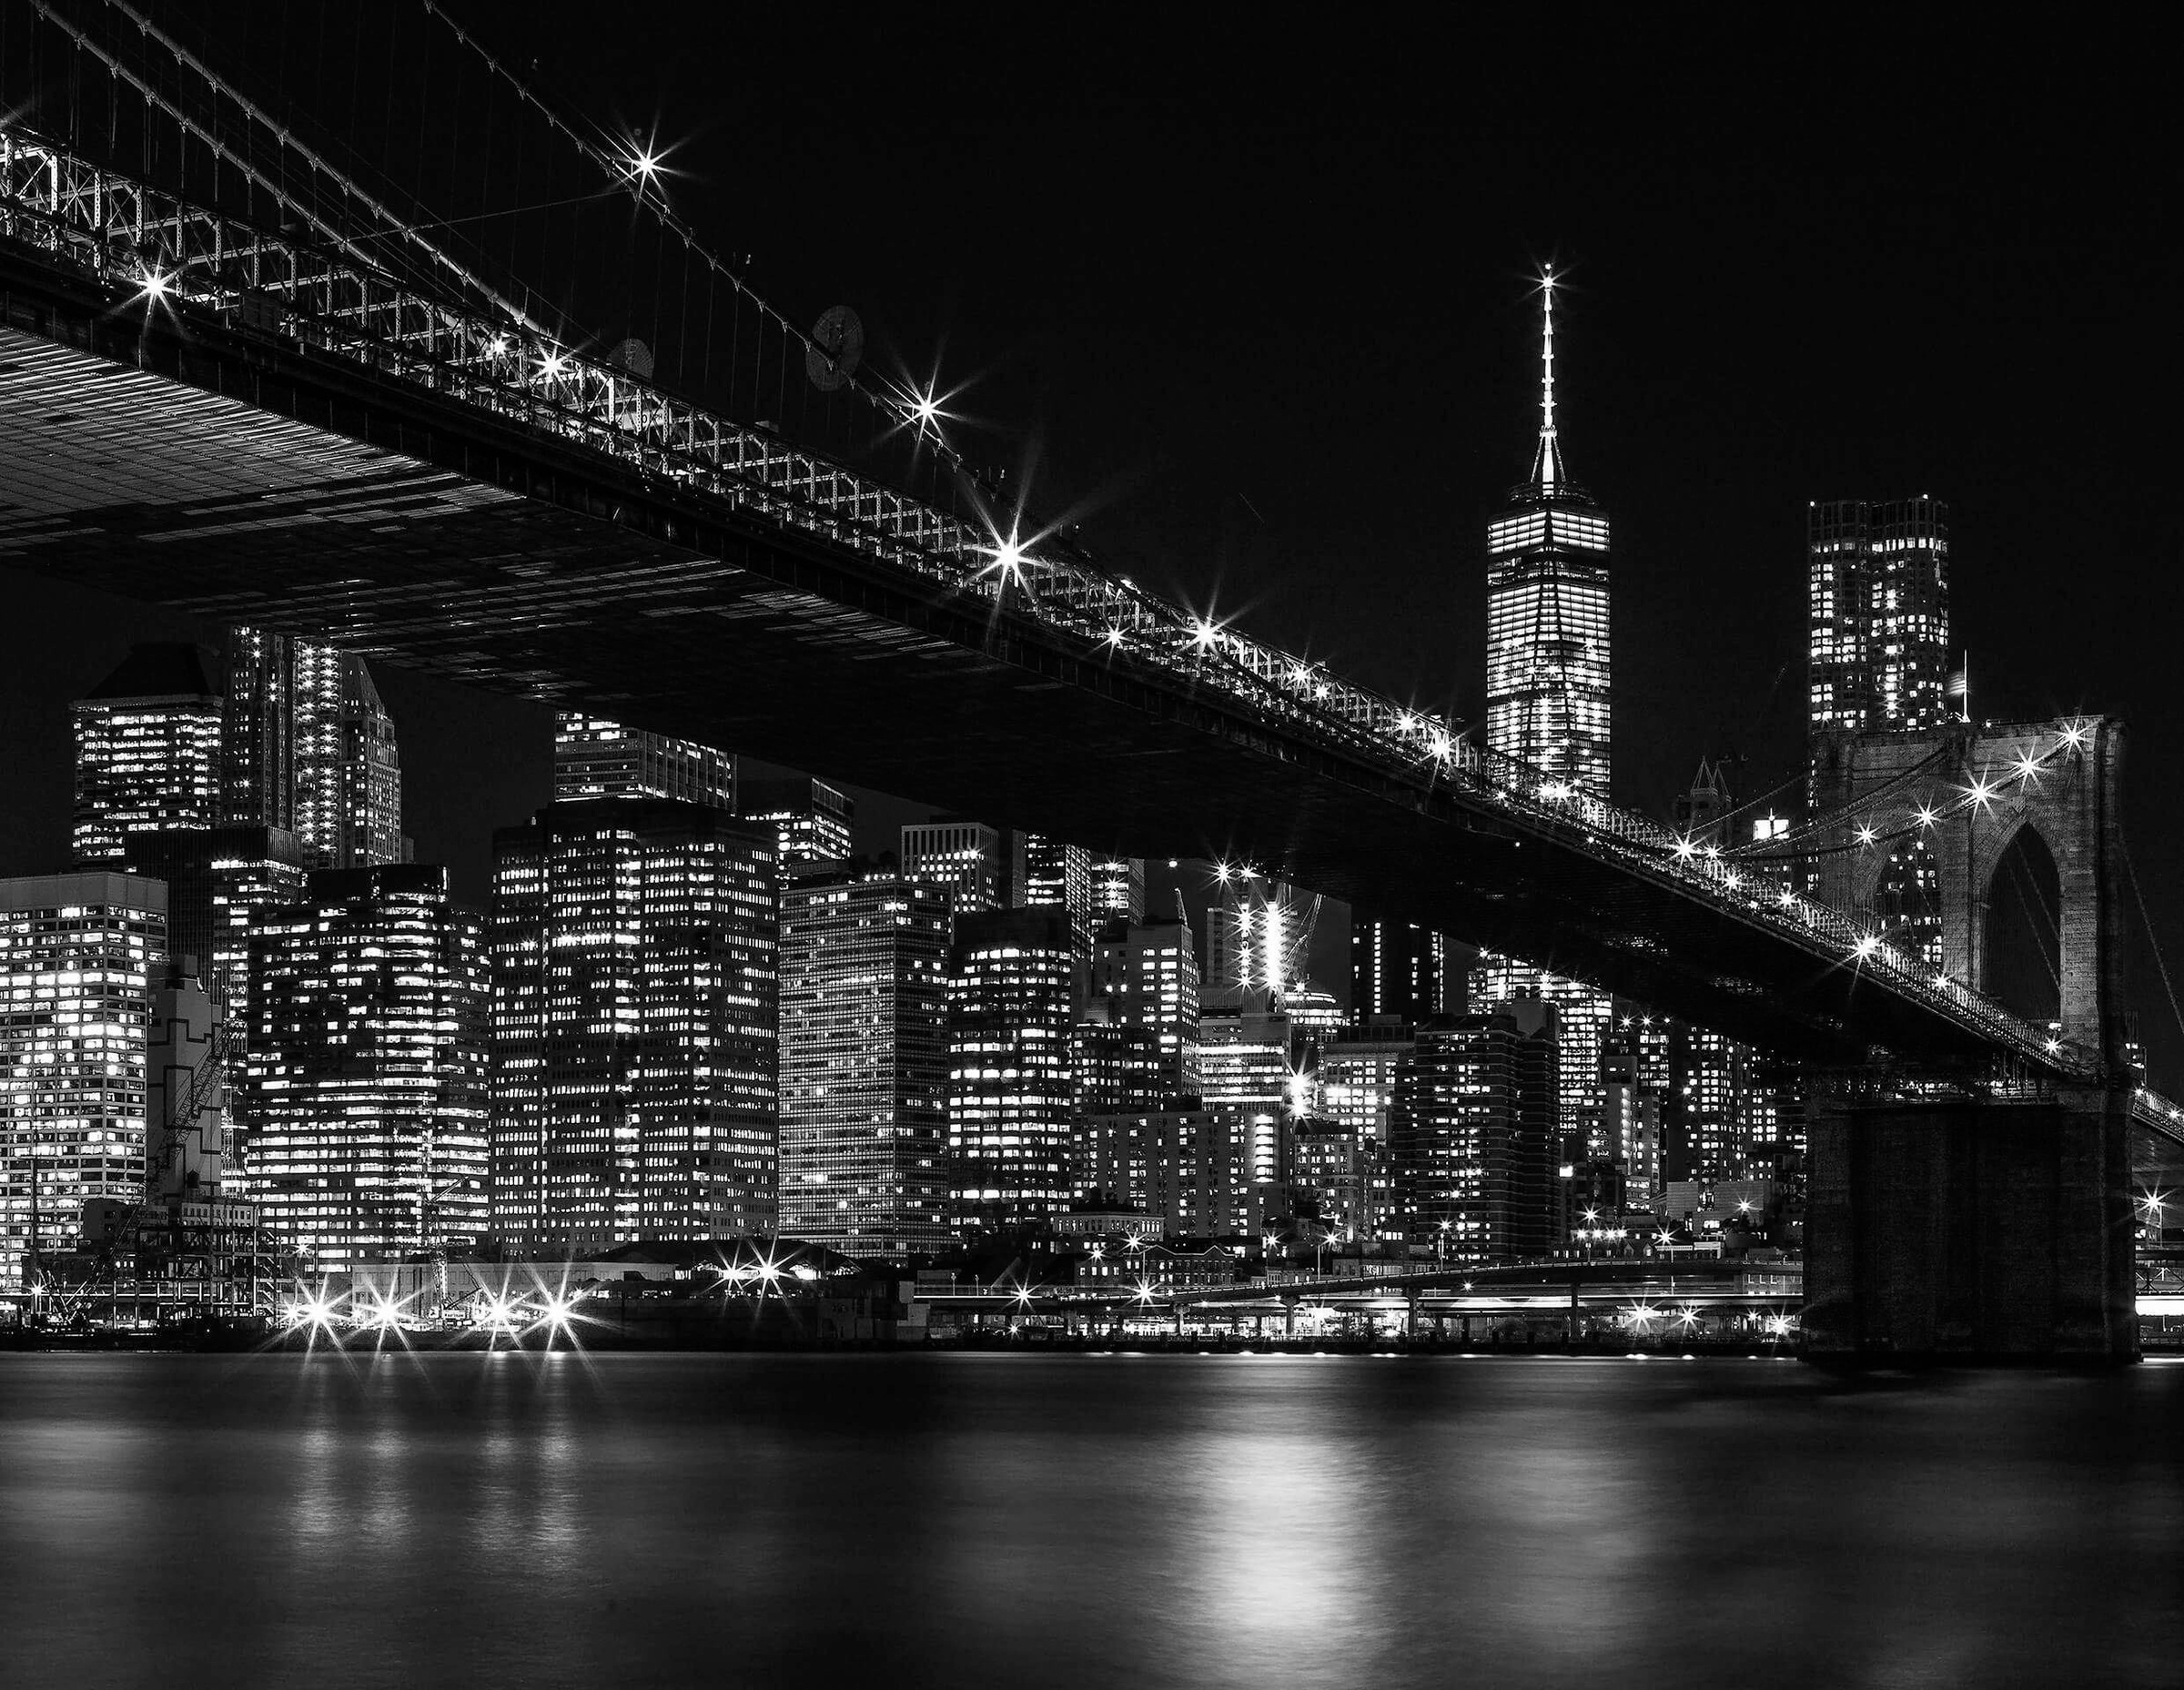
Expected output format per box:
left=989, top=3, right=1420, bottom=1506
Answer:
left=3, top=13, right=2180, bottom=1070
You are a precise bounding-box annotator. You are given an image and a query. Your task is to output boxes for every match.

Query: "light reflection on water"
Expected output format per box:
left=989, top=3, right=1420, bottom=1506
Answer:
left=1, top=1353, right=2179, bottom=1689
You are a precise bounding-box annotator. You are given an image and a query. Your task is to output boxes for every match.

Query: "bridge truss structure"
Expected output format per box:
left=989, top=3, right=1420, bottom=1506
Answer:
left=0, top=6, right=2176, bottom=1138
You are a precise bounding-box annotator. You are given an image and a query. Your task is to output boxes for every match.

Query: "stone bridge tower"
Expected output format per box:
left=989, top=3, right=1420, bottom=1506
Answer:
left=1801, top=715, right=2138, bottom=1363
left=1806, top=715, right=2130, bottom=1069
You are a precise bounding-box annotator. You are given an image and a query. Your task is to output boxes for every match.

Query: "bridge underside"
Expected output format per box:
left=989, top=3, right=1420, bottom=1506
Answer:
left=0, top=262, right=2122, bottom=1078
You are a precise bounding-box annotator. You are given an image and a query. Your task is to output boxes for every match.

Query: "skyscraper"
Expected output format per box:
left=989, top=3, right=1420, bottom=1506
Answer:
left=946, top=907, right=1077, bottom=1233
left=1480, top=269, right=1613, bottom=1159
left=1090, top=856, right=1147, bottom=925
left=1198, top=1008, right=1291, bottom=1187
left=553, top=712, right=736, bottom=808
left=1016, top=834, right=1097, bottom=957
left=1091, top=916, right=1202, bottom=1095
left=71, top=643, right=224, bottom=865
left=120, top=826, right=309, bottom=1024
left=1391, top=1003, right=1560, bottom=1264
left=902, top=819, right=1006, bottom=916
left=221, top=627, right=404, bottom=869
left=1350, top=916, right=1450, bottom=1026
left=1486, top=269, right=1611, bottom=794
left=1806, top=496, right=1952, bottom=744
left=777, top=867, right=951, bottom=1256
left=489, top=801, right=780, bottom=1255
left=243, top=865, right=490, bottom=1270
left=0, top=872, right=167, bottom=1291
left=738, top=775, right=854, bottom=866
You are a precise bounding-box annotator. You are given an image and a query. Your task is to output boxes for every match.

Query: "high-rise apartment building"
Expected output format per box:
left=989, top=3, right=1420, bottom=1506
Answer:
left=489, top=801, right=780, bottom=1255
left=777, top=867, right=951, bottom=1257
left=902, top=819, right=1006, bottom=916
left=1806, top=495, right=1951, bottom=744
left=1391, top=1003, right=1560, bottom=1263
left=1314, top=1027, right=1415, bottom=1147
left=0, top=873, right=167, bottom=1291
left=1074, top=1019, right=1169, bottom=1115
left=71, top=644, right=224, bottom=865
left=1480, top=270, right=1613, bottom=1164
left=222, top=627, right=404, bottom=869
left=1091, top=916, right=1202, bottom=1095
left=946, top=907, right=1077, bottom=1232
left=1350, top=917, right=1450, bottom=1025
left=243, top=865, right=489, bottom=1269
left=553, top=712, right=736, bottom=808
left=1090, top=856, right=1147, bottom=925
left=738, top=775, right=854, bottom=866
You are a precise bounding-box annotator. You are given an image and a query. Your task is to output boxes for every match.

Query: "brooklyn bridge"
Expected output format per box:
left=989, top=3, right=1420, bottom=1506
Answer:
left=0, top=2, right=2173, bottom=1361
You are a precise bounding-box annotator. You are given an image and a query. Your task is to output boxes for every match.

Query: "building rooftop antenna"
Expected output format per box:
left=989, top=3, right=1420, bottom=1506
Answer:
left=1532, top=266, right=1565, bottom=492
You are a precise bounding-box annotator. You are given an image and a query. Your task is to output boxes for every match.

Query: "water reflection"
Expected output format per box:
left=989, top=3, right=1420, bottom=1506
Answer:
left=0, top=1354, right=2178, bottom=1689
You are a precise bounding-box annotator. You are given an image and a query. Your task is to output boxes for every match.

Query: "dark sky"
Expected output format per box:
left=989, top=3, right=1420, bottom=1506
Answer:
left=3, top=11, right=2181, bottom=1070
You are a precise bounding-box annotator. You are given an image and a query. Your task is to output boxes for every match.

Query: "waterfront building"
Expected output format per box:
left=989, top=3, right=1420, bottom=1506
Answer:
left=0, top=872, right=167, bottom=1290
left=243, top=865, right=488, bottom=1270
left=489, top=801, right=780, bottom=1256
left=222, top=627, right=405, bottom=869
left=738, top=775, right=854, bottom=866
left=1350, top=916, right=1451, bottom=1026
left=777, top=867, right=951, bottom=1257
left=902, top=818, right=1006, bottom=916
left=946, top=907, right=1077, bottom=1233
left=553, top=712, right=735, bottom=808
left=1090, top=856, right=1146, bottom=925
left=1091, top=916, right=1201, bottom=1094
left=71, top=644, right=224, bottom=866
left=1391, top=1003, right=1560, bottom=1262
left=1075, top=1108, right=1257, bottom=1240
left=1288, top=1117, right=1383, bottom=1242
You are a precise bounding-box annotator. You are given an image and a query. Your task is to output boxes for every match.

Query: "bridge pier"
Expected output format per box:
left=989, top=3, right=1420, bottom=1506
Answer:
left=1804, top=1088, right=2138, bottom=1364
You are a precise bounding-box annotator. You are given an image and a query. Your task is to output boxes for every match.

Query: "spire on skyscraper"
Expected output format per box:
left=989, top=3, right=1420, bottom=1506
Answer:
left=1529, top=266, right=1567, bottom=492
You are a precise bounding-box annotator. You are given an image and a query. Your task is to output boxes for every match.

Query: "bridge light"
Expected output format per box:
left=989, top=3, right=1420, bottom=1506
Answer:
left=1777, top=888, right=1796, bottom=908
left=2059, top=720, right=2091, bottom=750
left=1102, top=627, right=1125, bottom=647
left=2013, top=752, right=2044, bottom=783
left=1212, top=862, right=1231, bottom=884
left=1673, top=836, right=1697, bottom=861
left=486, top=334, right=510, bottom=356
left=985, top=532, right=1026, bottom=582
left=538, top=350, right=569, bottom=380
left=1855, top=825, right=1877, bottom=846
left=1916, top=805, right=1939, bottom=828
left=1853, top=934, right=1880, bottom=959
left=1191, top=618, right=1220, bottom=651
left=2044, top=1037, right=2062, bottom=1055
left=1963, top=776, right=1997, bottom=810
left=1427, top=729, right=1453, bottom=761
left=137, top=267, right=171, bottom=304
left=1723, top=870, right=1742, bottom=890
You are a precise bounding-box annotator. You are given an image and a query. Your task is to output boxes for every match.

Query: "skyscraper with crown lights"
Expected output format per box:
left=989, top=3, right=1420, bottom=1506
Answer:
left=1477, top=269, right=1613, bottom=1162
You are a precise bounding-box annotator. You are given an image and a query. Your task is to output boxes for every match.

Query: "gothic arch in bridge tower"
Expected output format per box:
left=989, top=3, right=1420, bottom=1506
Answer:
left=1807, top=716, right=2129, bottom=1065
left=1979, top=822, right=2063, bottom=1026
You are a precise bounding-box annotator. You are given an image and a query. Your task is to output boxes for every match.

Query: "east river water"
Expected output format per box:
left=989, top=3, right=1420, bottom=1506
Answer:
left=3, top=1352, right=2180, bottom=1689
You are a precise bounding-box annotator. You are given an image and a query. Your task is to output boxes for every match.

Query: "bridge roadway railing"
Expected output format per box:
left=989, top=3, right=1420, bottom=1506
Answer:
left=0, top=121, right=2105, bottom=1084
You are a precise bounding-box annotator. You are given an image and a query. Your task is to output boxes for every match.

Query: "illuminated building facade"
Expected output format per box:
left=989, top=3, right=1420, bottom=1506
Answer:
left=1313, top=1028, right=1414, bottom=1147
left=553, top=712, right=735, bottom=808
left=1391, top=1003, right=1559, bottom=1263
left=120, top=826, right=308, bottom=1023
left=1806, top=496, right=1951, bottom=743
left=489, top=801, right=780, bottom=1255
left=1090, top=856, right=1146, bottom=925
left=738, top=775, right=854, bottom=866
left=243, top=865, right=488, bottom=1269
left=1350, top=916, right=1450, bottom=1027
left=1091, top=916, right=1202, bottom=1094
left=1288, top=1118, right=1383, bottom=1241
left=777, top=868, right=951, bottom=1257
left=1198, top=1010, right=1289, bottom=1186
left=945, top=907, right=1077, bottom=1232
left=1204, top=875, right=1313, bottom=1016
left=902, top=819, right=1006, bottom=916
left=71, top=643, right=223, bottom=865
left=222, top=627, right=405, bottom=870
left=1016, top=835, right=1096, bottom=956
left=0, top=873, right=167, bottom=1291
left=1075, top=1108, right=1256, bottom=1239
left=1481, top=272, right=1613, bottom=1163
left=1075, top=1020, right=1168, bottom=1115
